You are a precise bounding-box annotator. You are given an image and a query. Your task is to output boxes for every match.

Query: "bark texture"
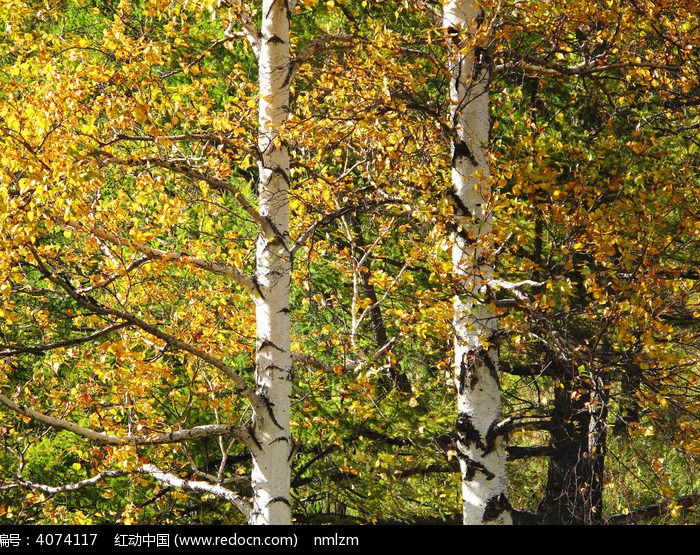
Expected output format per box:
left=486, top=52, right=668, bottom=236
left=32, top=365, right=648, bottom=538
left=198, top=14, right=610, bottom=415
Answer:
left=538, top=362, right=609, bottom=524
left=444, top=0, right=512, bottom=525
left=250, top=0, right=294, bottom=525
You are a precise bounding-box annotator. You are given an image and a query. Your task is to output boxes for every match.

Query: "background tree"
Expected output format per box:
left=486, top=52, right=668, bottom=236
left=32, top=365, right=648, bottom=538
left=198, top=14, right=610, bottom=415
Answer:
left=487, top=0, right=700, bottom=524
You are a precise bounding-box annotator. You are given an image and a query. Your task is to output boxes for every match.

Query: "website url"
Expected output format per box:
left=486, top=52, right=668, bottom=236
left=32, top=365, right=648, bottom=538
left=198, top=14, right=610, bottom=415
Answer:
left=174, top=533, right=297, bottom=547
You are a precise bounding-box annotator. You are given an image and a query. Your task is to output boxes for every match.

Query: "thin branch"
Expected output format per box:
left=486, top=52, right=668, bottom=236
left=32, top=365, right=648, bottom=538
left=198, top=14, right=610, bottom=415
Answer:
left=1, top=464, right=253, bottom=521
left=71, top=223, right=258, bottom=296
left=1, top=470, right=129, bottom=493
left=223, top=3, right=260, bottom=59
left=494, top=53, right=683, bottom=77
left=140, top=463, right=252, bottom=520
left=0, top=322, right=129, bottom=357
left=289, top=33, right=359, bottom=83
left=0, top=392, right=252, bottom=447
left=26, top=245, right=266, bottom=417
left=91, top=152, right=271, bottom=237
left=96, top=132, right=255, bottom=149
left=75, top=256, right=151, bottom=294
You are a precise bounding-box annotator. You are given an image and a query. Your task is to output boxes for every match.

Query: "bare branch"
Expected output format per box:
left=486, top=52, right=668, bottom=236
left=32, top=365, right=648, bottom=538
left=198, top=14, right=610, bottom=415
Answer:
left=139, top=464, right=252, bottom=520
left=1, top=464, right=253, bottom=521
left=0, top=470, right=129, bottom=493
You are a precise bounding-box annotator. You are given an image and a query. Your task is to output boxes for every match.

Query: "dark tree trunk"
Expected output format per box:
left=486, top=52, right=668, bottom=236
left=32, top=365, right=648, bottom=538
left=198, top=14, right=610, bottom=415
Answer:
left=538, top=362, right=610, bottom=524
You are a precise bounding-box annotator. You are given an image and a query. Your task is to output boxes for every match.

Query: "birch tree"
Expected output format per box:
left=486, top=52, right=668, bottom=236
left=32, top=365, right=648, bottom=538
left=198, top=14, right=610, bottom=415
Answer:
left=0, top=0, right=295, bottom=525
left=443, top=0, right=512, bottom=525
left=250, top=0, right=294, bottom=525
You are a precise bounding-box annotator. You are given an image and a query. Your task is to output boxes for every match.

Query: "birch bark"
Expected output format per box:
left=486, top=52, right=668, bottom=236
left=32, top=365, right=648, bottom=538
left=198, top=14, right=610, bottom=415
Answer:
left=250, top=0, right=293, bottom=525
left=443, top=0, right=512, bottom=525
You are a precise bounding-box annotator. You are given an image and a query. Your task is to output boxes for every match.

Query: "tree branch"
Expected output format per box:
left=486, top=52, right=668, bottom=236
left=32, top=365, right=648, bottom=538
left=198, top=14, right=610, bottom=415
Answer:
left=605, top=493, right=700, bottom=525
left=91, top=152, right=272, bottom=238
left=289, top=33, right=359, bottom=83
left=0, top=391, right=252, bottom=447
left=494, top=52, right=682, bottom=77
left=26, top=245, right=267, bottom=417
left=0, top=322, right=129, bottom=357
left=1, top=464, right=253, bottom=521
left=72, top=223, right=258, bottom=296
left=140, top=463, right=252, bottom=520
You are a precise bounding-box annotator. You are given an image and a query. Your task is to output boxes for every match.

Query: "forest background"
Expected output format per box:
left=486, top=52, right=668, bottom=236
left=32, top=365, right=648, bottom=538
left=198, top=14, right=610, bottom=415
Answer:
left=0, top=0, right=698, bottom=525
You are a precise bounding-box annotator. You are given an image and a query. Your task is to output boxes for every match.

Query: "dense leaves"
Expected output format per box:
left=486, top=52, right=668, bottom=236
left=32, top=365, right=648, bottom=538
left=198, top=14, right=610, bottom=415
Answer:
left=0, top=0, right=698, bottom=524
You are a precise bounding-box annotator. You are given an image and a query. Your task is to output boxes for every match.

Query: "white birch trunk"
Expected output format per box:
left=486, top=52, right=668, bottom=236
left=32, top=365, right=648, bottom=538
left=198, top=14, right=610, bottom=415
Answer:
left=250, top=0, right=293, bottom=525
left=443, top=0, right=512, bottom=525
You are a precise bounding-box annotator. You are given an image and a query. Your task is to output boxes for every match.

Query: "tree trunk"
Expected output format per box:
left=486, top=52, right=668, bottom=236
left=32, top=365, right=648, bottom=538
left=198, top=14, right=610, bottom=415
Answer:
left=538, top=363, right=609, bottom=524
left=444, top=0, right=512, bottom=525
left=250, top=0, right=293, bottom=525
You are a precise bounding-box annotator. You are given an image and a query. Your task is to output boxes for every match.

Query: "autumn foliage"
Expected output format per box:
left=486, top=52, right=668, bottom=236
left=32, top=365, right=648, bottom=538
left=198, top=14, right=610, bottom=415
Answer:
left=0, top=0, right=698, bottom=525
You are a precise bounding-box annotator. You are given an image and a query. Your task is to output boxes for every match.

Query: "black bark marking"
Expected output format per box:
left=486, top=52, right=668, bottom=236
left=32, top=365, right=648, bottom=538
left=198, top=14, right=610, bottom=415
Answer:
left=258, top=339, right=285, bottom=353
left=455, top=414, right=485, bottom=451
left=458, top=452, right=495, bottom=481
left=268, top=35, right=285, bottom=44
left=452, top=139, right=478, bottom=168
left=483, top=493, right=511, bottom=523
left=264, top=362, right=292, bottom=376
left=248, top=424, right=263, bottom=451
left=271, top=435, right=290, bottom=445
left=484, top=417, right=512, bottom=456
left=473, top=46, right=491, bottom=79
left=448, top=187, right=473, bottom=220
left=263, top=164, right=291, bottom=187
left=458, top=347, right=499, bottom=395
left=475, top=7, right=486, bottom=28
left=257, top=392, right=284, bottom=430
left=458, top=350, right=480, bottom=394
left=251, top=276, right=264, bottom=298
left=446, top=26, right=460, bottom=45
left=260, top=217, right=291, bottom=255
left=268, top=496, right=291, bottom=507
left=482, top=348, right=499, bottom=383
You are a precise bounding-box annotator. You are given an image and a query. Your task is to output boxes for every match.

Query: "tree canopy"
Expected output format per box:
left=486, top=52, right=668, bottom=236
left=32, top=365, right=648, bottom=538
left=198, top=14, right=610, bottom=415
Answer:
left=0, top=0, right=698, bottom=525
